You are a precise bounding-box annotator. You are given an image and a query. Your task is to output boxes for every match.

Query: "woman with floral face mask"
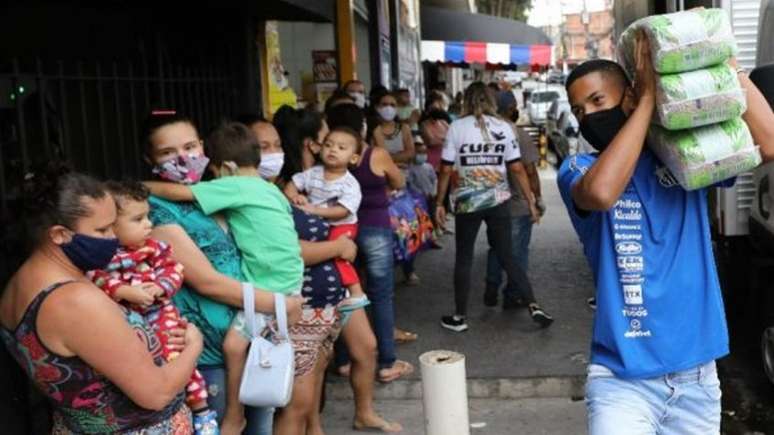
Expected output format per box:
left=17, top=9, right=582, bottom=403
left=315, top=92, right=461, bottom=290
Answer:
left=370, top=91, right=415, bottom=168
left=141, top=110, right=353, bottom=435
left=0, top=164, right=203, bottom=434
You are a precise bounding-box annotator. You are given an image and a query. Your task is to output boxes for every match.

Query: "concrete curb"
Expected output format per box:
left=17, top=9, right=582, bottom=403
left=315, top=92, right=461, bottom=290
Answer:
left=325, top=375, right=586, bottom=401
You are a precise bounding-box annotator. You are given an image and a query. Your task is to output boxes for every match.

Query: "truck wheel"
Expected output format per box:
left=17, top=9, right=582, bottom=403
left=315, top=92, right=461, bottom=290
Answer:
left=761, top=326, right=774, bottom=384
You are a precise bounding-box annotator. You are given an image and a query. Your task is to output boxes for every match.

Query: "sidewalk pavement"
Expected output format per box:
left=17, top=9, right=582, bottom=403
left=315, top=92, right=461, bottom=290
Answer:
left=323, top=166, right=596, bottom=426
left=322, top=397, right=587, bottom=434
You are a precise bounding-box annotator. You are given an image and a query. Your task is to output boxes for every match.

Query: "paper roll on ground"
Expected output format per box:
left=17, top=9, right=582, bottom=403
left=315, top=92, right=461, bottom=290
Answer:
left=648, top=117, right=761, bottom=190
left=420, top=350, right=470, bottom=435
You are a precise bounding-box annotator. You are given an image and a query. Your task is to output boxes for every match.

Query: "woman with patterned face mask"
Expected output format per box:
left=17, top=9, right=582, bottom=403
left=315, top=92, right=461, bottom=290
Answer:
left=370, top=91, right=415, bottom=169
left=143, top=110, right=280, bottom=435
left=141, top=110, right=360, bottom=435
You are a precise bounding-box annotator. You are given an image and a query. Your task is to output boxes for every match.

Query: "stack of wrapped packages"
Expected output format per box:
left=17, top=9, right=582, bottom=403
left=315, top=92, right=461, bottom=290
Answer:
left=618, top=8, right=761, bottom=190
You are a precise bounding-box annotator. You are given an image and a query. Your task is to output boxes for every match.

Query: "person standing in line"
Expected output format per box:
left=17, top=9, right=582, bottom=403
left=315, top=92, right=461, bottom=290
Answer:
left=370, top=91, right=416, bottom=168
left=484, top=111, right=544, bottom=310
left=343, top=80, right=367, bottom=109
left=435, top=82, right=553, bottom=332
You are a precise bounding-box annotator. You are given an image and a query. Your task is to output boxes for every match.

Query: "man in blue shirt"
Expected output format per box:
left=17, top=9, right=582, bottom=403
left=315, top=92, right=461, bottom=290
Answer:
left=558, top=36, right=774, bottom=434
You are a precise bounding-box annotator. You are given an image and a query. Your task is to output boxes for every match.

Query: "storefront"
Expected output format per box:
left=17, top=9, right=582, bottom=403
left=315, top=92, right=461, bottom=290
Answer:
left=266, top=1, right=374, bottom=113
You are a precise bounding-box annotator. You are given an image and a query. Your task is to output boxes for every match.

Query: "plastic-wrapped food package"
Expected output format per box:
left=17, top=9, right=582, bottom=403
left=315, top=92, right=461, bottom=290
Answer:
left=619, top=8, right=737, bottom=75
left=648, top=117, right=761, bottom=190
left=655, top=63, right=746, bottom=130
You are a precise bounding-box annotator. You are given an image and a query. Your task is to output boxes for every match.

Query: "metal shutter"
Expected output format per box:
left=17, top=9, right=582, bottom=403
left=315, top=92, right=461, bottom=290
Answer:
left=713, top=0, right=761, bottom=236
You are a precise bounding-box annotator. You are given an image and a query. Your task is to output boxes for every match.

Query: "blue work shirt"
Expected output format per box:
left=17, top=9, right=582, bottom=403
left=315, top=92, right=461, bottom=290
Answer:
left=557, top=150, right=730, bottom=379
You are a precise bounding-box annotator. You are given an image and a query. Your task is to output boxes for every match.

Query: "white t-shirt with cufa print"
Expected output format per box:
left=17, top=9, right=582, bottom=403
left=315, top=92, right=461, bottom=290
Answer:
left=291, top=165, right=362, bottom=225
left=441, top=114, right=522, bottom=214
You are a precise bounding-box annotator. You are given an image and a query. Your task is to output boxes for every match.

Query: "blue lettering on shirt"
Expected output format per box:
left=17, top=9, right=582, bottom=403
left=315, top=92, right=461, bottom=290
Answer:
left=557, top=150, right=729, bottom=379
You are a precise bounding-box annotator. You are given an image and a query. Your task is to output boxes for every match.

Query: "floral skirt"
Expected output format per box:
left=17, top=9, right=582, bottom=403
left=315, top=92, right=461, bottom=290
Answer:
left=288, top=306, right=342, bottom=377
left=52, top=404, right=193, bottom=435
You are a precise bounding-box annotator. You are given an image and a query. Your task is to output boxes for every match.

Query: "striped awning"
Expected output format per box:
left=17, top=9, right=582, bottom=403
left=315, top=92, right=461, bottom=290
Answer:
left=421, top=40, right=552, bottom=66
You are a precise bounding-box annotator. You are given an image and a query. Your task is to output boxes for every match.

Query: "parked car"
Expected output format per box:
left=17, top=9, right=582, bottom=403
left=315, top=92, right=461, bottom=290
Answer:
left=551, top=110, right=581, bottom=164
left=545, top=98, right=571, bottom=139
left=527, top=89, right=561, bottom=125
left=547, top=70, right=566, bottom=84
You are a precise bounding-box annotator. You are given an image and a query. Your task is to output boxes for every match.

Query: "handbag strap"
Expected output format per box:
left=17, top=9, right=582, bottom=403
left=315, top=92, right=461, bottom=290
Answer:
left=273, top=292, right=289, bottom=341
left=242, top=283, right=257, bottom=338
left=242, top=283, right=289, bottom=341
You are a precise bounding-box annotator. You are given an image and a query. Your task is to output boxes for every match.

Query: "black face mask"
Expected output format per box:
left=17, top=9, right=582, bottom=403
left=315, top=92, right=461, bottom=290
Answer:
left=579, top=96, right=628, bottom=152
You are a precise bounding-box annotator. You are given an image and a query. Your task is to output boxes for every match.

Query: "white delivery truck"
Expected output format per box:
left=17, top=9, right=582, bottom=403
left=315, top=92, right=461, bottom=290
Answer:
left=613, top=0, right=774, bottom=382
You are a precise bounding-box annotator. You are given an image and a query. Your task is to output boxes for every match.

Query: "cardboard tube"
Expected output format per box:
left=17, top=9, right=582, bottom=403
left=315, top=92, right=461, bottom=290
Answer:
left=420, top=350, right=470, bottom=435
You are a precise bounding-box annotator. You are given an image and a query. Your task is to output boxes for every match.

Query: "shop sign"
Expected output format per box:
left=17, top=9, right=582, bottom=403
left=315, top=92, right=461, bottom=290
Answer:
left=312, top=50, right=338, bottom=83
left=265, top=21, right=297, bottom=114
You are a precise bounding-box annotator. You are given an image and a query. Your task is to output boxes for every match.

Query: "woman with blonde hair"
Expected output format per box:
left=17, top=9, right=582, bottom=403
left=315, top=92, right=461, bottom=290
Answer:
left=435, top=82, right=553, bottom=332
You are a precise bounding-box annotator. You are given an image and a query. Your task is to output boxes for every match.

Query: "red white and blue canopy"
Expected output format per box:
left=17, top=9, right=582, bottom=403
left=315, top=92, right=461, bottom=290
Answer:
left=421, top=40, right=552, bottom=66
left=420, top=6, right=553, bottom=67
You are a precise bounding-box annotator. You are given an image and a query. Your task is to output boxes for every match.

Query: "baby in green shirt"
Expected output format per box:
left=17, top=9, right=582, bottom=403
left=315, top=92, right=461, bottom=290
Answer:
left=146, top=122, right=303, bottom=434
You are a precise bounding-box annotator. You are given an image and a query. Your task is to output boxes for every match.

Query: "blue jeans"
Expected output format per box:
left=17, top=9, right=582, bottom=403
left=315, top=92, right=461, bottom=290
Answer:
left=199, top=366, right=274, bottom=435
left=586, top=361, right=721, bottom=435
left=485, top=214, right=533, bottom=298
left=354, top=225, right=397, bottom=369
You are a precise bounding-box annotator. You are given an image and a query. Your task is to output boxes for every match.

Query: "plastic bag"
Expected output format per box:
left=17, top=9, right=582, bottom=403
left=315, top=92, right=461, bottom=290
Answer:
left=654, top=63, right=746, bottom=130
left=619, top=8, right=737, bottom=74
left=648, top=117, right=761, bottom=190
left=388, top=189, right=434, bottom=263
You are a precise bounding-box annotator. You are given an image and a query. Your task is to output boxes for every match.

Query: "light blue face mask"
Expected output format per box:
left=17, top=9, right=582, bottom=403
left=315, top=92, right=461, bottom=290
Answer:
left=415, top=154, right=428, bottom=165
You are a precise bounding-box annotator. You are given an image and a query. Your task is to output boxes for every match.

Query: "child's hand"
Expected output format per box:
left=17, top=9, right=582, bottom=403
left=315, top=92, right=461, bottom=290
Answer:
left=140, top=283, right=165, bottom=300
left=166, top=318, right=186, bottom=353
left=293, top=195, right=309, bottom=206
left=115, top=285, right=156, bottom=308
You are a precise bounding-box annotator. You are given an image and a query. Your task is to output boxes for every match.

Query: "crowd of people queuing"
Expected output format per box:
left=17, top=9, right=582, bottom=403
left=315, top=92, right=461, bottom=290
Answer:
left=7, top=30, right=773, bottom=434
left=0, top=69, right=554, bottom=435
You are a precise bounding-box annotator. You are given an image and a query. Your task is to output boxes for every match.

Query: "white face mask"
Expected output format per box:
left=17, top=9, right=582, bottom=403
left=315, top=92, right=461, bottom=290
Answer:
left=378, top=106, right=397, bottom=122
left=258, top=152, right=284, bottom=180
left=349, top=92, right=366, bottom=108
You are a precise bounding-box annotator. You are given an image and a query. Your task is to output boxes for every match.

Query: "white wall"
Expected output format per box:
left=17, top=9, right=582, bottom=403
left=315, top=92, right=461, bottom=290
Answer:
left=277, top=19, right=372, bottom=96
left=278, top=21, right=336, bottom=95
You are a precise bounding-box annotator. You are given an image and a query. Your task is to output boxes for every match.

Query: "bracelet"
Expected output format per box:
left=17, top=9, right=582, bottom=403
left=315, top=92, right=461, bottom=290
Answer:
left=735, top=66, right=746, bottom=75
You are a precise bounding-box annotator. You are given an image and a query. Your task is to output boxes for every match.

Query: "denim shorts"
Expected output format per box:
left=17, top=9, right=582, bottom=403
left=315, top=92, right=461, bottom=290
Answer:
left=586, top=361, right=721, bottom=435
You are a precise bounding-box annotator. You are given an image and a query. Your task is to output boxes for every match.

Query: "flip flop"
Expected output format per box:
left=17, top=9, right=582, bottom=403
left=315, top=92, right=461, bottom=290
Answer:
left=378, top=360, right=414, bottom=383
left=394, top=328, right=418, bottom=344
left=338, top=295, right=371, bottom=314
left=353, top=419, right=403, bottom=433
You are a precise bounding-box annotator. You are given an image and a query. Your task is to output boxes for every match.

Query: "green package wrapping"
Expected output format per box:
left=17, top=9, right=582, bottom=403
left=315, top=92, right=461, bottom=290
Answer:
left=619, top=8, right=737, bottom=74
left=648, top=117, right=761, bottom=190
left=655, top=63, right=746, bottom=130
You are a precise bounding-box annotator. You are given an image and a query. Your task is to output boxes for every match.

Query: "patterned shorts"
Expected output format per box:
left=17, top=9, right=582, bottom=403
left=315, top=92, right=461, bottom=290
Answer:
left=230, top=305, right=342, bottom=377
left=52, top=404, right=193, bottom=434
left=289, top=306, right=342, bottom=377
